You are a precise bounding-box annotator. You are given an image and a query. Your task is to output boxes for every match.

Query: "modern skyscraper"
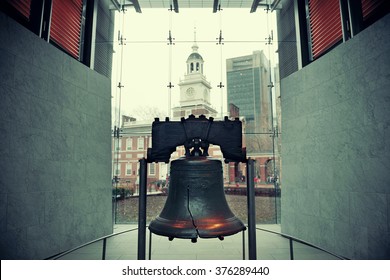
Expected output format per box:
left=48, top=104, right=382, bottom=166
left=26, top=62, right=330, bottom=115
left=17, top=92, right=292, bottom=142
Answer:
left=226, top=50, right=271, bottom=134
left=226, top=51, right=276, bottom=183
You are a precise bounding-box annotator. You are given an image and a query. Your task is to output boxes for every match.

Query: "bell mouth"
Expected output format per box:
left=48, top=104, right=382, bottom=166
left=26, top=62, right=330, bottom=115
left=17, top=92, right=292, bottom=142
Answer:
left=149, top=216, right=245, bottom=241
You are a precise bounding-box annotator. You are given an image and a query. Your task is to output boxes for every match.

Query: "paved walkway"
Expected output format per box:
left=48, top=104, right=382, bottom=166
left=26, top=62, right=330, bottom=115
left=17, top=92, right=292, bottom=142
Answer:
left=56, top=224, right=340, bottom=260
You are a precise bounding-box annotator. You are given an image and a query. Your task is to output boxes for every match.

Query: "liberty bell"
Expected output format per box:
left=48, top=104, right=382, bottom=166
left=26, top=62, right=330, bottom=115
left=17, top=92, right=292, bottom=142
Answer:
left=148, top=115, right=246, bottom=242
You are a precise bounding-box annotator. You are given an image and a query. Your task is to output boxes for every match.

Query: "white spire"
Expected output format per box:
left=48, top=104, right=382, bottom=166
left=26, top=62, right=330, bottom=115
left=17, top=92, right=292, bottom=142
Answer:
left=192, top=26, right=199, bottom=52
left=194, top=26, right=197, bottom=42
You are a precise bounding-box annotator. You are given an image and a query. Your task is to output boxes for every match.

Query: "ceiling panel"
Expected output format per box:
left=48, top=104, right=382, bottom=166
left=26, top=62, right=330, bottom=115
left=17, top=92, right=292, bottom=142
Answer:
left=120, top=0, right=258, bottom=10
left=113, top=0, right=279, bottom=13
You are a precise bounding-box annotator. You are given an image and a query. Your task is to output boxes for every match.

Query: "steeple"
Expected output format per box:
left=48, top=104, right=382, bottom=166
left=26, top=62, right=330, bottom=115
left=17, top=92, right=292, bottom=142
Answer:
left=186, top=27, right=204, bottom=75
left=173, top=28, right=217, bottom=120
left=192, top=26, right=199, bottom=53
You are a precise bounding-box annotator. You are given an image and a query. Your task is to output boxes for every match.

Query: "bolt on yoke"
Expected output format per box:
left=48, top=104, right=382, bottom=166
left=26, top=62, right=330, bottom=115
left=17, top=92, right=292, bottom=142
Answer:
left=147, top=114, right=247, bottom=163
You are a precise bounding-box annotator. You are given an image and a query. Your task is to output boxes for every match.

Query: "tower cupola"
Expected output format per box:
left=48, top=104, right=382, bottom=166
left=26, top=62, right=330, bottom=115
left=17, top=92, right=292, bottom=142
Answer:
left=173, top=28, right=217, bottom=120
left=186, top=28, right=204, bottom=74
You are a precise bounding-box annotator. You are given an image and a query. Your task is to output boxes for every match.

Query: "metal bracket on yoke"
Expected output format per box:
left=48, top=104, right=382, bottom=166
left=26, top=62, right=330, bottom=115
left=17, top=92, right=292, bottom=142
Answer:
left=147, top=114, right=247, bottom=163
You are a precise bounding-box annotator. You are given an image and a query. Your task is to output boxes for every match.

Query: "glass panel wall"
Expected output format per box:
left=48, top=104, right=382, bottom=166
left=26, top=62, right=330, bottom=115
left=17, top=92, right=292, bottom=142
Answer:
left=110, top=7, right=281, bottom=226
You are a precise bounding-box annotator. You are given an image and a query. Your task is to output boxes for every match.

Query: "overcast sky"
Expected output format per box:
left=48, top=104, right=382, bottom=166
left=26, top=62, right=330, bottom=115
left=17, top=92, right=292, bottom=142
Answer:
left=111, top=8, right=278, bottom=123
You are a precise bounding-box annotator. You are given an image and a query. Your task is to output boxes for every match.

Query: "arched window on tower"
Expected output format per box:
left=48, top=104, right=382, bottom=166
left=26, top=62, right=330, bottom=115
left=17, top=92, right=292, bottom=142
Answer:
left=196, top=62, right=200, bottom=72
left=190, top=63, right=194, bottom=73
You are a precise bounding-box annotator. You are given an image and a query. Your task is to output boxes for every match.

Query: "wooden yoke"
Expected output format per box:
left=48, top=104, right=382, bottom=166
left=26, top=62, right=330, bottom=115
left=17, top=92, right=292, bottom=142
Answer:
left=147, top=114, right=246, bottom=163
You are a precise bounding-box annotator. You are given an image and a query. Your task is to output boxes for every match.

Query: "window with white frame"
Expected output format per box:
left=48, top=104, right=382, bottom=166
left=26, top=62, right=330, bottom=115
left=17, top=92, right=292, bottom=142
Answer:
left=114, top=163, right=121, bottom=176
left=137, top=137, right=144, bottom=150
left=126, top=138, right=132, bottom=150
left=126, top=163, right=132, bottom=176
left=149, top=163, right=156, bottom=176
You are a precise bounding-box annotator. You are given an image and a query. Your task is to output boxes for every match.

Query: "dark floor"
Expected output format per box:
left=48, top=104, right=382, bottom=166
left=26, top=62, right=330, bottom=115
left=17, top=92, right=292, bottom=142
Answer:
left=56, top=224, right=340, bottom=260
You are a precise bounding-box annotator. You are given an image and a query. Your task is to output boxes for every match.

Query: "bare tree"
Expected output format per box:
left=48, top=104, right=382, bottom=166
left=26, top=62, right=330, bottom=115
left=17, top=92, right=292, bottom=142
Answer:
left=128, top=106, right=167, bottom=122
left=246, top=133, right=273, bottom=154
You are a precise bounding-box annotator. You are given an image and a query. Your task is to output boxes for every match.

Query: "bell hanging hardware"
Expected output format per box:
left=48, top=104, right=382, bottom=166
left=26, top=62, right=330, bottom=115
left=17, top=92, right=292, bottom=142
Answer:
left=147, top=114, right=246, bottom=164
left=145, top=115, right=246, bottom=243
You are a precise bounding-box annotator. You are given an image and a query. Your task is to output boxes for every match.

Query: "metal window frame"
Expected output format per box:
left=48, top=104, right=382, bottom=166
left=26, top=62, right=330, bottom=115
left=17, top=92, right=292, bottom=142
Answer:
left=1, top=0, right=96, bottom=67
left=305, top=0, right=343, bottom=60
left=295, top=0, right=388, bottom=65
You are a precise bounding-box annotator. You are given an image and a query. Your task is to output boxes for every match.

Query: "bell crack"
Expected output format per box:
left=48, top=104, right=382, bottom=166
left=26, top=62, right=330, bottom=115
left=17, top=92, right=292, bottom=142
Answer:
left=187, top=186, right=199, bottom=243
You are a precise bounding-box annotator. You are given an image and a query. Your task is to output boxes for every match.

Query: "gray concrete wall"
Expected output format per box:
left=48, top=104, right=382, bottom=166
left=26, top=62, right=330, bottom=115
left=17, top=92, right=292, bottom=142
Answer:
left=0, top=12, right=113, bottom=259
left=280, top=14, right=390, bottom=259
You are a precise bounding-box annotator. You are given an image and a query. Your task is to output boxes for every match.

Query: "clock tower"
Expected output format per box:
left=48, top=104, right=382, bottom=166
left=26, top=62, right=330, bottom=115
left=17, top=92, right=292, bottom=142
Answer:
left=172, top=34, right=218, bottom=119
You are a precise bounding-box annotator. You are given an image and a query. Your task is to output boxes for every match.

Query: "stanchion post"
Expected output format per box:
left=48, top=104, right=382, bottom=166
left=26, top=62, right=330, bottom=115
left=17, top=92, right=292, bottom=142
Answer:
left=289, top=238, right=294, bottom=260
left=102, top=238, right=107, bottom=260
left=149, top=231, right=152, bottom=260
left=247, top=158, right=257, bottom=260
left=242, top=230, right=246, bottom=260
left=137, top=158, right=147, bottom=260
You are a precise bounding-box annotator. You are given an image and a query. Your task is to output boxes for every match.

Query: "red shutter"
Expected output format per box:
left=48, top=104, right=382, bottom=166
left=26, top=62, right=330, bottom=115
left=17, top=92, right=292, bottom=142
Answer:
left=308, top=0, right=343, bottom=59
left=361, top=0, right=386, bottom=21
left=50, top=0, right=83, bottom=59
left=6, top=0, right=32, bottom=20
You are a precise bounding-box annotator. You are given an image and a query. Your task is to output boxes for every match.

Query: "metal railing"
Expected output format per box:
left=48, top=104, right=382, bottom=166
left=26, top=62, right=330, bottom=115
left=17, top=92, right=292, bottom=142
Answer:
left=255, top=227, right=348, bottom=260
left=46, top=226, right=347, bottom=260
left=46, top=228, right=139, bottom=260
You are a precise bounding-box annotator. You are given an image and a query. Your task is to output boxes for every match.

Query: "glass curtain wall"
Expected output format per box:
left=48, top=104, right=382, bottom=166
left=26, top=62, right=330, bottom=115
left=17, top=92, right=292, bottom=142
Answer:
left=110, top=4, right=281, bottom=225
